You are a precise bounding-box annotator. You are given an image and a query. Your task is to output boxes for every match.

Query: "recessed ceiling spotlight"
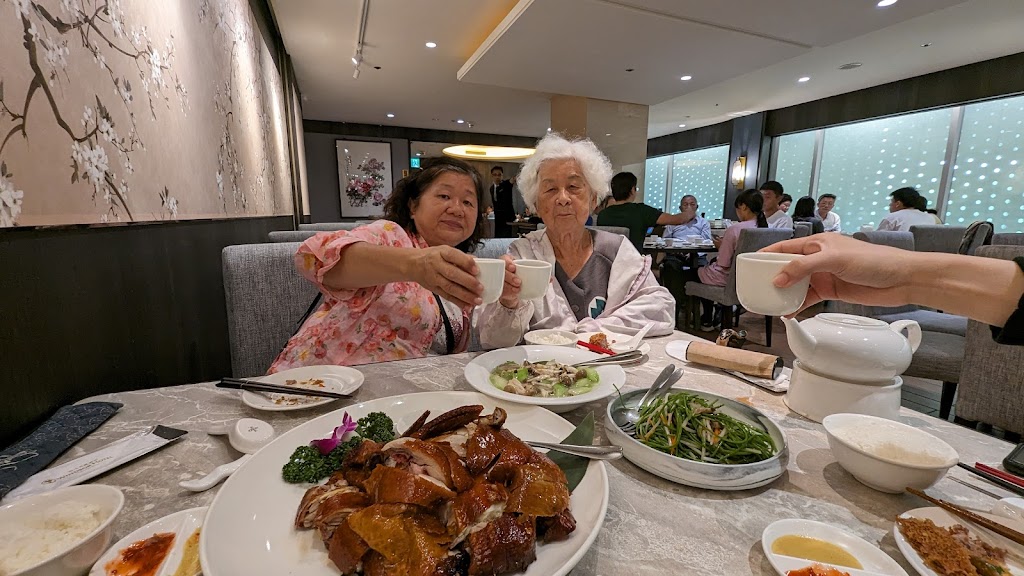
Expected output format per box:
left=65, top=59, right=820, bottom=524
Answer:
left=625, top=68, right=634, bottom=72
left=425, top=42, right=437, bottom=48
left=456, top=119, right=465, bottom=124
left=798, top=76, right=811, bottom=83
left=416, top=152, right=423, bottom=156
left=838, top=62, right=863, bottom=70
left=678, top=124, right=686, bottom=128
left=920, top=42, right=932, bottom=47
left=386, top=113, right=395, bottom=118
left=877, top=0, right=897, bottom=6
left=605, top=133, right=611, bottom=136
left=680, top=75, right=692, bottom=81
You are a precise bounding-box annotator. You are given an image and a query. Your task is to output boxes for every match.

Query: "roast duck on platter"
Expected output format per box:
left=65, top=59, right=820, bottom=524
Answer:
left=294, top=405, right=578, bottom=576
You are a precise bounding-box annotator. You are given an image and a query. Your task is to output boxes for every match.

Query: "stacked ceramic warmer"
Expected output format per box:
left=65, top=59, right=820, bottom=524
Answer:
left=782, top=313, right=922, bottom=423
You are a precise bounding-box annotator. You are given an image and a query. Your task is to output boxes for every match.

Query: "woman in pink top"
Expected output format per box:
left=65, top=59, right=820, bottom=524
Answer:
left=692, top=190, right=768, bottom=329
left=269, top=158, right=487, bottom=372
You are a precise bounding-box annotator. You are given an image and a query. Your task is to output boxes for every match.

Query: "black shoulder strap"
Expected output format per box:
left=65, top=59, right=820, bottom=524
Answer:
left=292, top=293, right=323, bottom=338
left=434, top=294, right=456, bottom=355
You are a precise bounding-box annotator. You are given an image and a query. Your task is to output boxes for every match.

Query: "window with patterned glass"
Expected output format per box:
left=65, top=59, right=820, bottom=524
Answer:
left=643, top=156, right=670, bottom=211
left=946, top=95, right=1024, bottom=232
left=668, top=145, right=729, bottom=219
left=772, top=131, right=816, bottom=198
left=816, top=108, right=953, bottom=231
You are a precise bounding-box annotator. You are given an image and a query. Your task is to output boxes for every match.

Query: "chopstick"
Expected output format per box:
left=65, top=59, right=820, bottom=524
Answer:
left=949, top=476, right=1005, bottom=499
left=217, top=377, right=351, bottom=399
left=906, top=487, right=1024, bottom=546
left=571, top=349, right=643, bottom=367
left=957, top=462, right=1024, bottom=497
left=576, top=340, right=615, bottom=355
left=976, top=462, right=1024, bottom=489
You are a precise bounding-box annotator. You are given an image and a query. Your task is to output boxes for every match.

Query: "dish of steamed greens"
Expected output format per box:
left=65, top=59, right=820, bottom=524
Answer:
left=635, top=391, right=776, bottom=465
left=489, top=360, right=600, bottom=397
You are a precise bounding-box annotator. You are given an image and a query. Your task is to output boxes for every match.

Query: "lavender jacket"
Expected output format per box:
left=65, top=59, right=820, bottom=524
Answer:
left=478, top=229, right=675, bottom=349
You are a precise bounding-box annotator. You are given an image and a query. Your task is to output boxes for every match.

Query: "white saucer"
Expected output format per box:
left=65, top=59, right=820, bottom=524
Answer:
left=763, top=518, right=908, bottom=576
left=577, top=331, right=650, bottom=356
left=91, top=507, right=207, bottom=576
left=894, top=507, right=1024, bottom=576
left=241, top=365, right=363, bottom=412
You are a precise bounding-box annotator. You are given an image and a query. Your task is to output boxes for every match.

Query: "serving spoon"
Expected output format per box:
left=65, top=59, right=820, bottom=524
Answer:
left=525, top=441, right=622, bottom=460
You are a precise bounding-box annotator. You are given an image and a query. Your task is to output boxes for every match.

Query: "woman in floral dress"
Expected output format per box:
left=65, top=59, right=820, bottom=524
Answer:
left=269, top=158, right=487, bottom=371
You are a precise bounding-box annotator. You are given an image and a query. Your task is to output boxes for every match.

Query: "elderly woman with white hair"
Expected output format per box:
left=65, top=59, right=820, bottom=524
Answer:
left=478, top=134, right=675, bottom=348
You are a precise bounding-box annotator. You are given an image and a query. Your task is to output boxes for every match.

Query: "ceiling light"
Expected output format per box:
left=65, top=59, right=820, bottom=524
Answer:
left=456, top=119, right=465, bottom=124
left=416, top=151, right=423, bottom=156
left=920, top=42, right=932, bottom=47
left=798, top=76, right=810, bottom=83
left=727, top=111, right=755, bottom=117
left=425, top=42, right=437, bottom=48
left=680, top=75, right=692, bottom=81
left=877, top=0, right=897, bottom=6
left=386, top=113, right=394, bottom=118
left=605, top=133, right=611, bottom=136
left=838, top=62, right=863, bottom=70
left=678, top=124, right=686, bottom=128
left=351, top=53, right=363, bottom=66
left=443, top=145, right=535, bottom=161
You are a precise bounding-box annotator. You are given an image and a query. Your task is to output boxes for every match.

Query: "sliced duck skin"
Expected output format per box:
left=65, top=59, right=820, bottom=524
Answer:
left=537, top=507, right=577, bottom=542
left=412, top=405, right=484, bottom=439
left=363, top=465, right=455, bottom=507
left=382, top=437, right=455, bottom=488
left=445, top=480, right=508, bottom=547
left=465, top=513, right=537, bottom=576
left=327, top=519, right=369, bottom=574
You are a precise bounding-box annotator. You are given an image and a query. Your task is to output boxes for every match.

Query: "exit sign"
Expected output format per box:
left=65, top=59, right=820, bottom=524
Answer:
left=410, top=158, right=421, bottom=168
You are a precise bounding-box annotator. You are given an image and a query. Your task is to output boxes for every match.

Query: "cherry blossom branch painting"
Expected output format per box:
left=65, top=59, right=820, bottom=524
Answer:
left=337, top=140, right=393, bottom=218
left=0, top=0, right=187, bottom=225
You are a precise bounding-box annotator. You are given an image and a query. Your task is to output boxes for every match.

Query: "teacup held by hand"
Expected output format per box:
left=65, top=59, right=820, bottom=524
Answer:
left=474, top=258, right=505, bottom=304
left=735, top=253, right=809, bottom=316
left=514, top=259, right=552, bottom=300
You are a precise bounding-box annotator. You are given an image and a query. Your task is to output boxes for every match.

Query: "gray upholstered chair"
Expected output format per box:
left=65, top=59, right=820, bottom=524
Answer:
left=951, top=245, right=1024, bottom=436
left=992, top=233, right=1024, bottom=246
left=836, top=231, right=965, bottom=417
left=269, top=230, right=317, bottom=242
left=588, top=225, right=630, bottom=237
left=683, top=228, right=794, bottom=345
left=793, top=222, right=812, bottom=238
left=222, top=242, right=318, bottom=377
left=298, top=222, right=364, bottom=231
left=909, top=225, right=967, bottom=254
left=473, top=238, right=515, bottom=259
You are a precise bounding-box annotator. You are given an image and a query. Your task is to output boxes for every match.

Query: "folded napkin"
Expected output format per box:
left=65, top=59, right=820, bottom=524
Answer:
left=0, top=402, right=122, bottom=498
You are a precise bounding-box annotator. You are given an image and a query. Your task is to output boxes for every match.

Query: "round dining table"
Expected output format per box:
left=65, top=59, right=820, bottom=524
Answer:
left=63, top=331, right=1016, bottom=575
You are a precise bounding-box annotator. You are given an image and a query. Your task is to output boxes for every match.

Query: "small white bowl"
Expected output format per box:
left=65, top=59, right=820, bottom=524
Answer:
left=523, top=329, right=577, bottom=347
left=0, top=484, right=124, bottom=576
left=822, top=413, right=958, bottom=494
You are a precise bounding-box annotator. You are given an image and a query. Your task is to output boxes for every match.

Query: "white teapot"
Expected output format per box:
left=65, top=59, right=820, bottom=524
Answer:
left=782, top=313, right=922, bottom=383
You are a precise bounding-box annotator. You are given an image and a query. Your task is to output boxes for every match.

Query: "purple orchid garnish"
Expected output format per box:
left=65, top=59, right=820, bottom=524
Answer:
left=311, top=412, right=357, bottom=455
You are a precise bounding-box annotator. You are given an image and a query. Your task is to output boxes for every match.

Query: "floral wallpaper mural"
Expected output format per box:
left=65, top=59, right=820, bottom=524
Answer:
left=0, top=0, right=292, bottom=227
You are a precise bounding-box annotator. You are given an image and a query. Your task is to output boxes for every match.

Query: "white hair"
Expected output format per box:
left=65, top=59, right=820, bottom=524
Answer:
left=516, top=133, right=613, bottom=211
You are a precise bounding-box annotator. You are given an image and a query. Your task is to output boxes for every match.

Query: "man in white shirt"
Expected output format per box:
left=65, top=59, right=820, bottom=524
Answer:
left=877, top=187, right=937, bottom=231
left=817, top=193, right=842, bottom=232
left=760, top=181, right=793, bottom=229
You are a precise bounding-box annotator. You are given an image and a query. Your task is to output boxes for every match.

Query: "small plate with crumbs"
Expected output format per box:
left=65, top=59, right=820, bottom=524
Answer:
left=241, top=365, right=363, bottom=412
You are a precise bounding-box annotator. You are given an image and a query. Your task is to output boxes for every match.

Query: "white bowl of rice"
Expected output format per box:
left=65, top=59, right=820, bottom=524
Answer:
left=0, top=484, right=124, bottom=576
left=523, top=329, right=577, bottom=347
left=823, top=413, right=958, bottom=494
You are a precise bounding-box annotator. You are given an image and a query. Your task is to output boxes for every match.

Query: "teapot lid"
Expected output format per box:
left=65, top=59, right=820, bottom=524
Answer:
left=815, top=313, right=889, bottom=329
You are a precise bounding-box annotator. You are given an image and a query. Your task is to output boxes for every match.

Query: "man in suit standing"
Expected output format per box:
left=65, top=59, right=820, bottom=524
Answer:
left=490, top=166, right=515, bottom=238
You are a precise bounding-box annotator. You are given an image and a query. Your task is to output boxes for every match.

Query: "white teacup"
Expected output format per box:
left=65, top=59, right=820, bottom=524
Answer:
left=687, top=235, right=703, bottom=245
left=664, top=238, right=675, bottom=247
left=514, top=259, right=553, bottom=300
left=474, top=258, right=505, bottom=304
left=735, top=253, right=810, bottom=316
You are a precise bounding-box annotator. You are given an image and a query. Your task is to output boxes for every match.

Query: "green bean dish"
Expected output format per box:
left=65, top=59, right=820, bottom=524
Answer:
left=635, top=392, right=776, bottom=464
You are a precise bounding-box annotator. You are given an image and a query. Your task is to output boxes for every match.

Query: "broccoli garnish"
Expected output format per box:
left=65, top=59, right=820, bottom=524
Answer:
left=355, top=411, right=396, bottom=444
left=282, top=445, right=329, bottom=484
left=282, top=412, right=396, bottom=483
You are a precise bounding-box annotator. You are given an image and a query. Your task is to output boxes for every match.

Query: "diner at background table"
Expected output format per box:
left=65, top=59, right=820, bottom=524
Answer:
left=61, top=331, right=1019, bottom=576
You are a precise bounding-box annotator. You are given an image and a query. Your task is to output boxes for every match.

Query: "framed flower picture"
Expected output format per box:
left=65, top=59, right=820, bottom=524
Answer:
left=336, top=140, right=393, bottom=217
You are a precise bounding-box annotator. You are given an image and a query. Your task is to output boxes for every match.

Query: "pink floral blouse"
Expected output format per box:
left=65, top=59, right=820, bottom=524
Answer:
left=268, top=221, right=470, bottom=373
